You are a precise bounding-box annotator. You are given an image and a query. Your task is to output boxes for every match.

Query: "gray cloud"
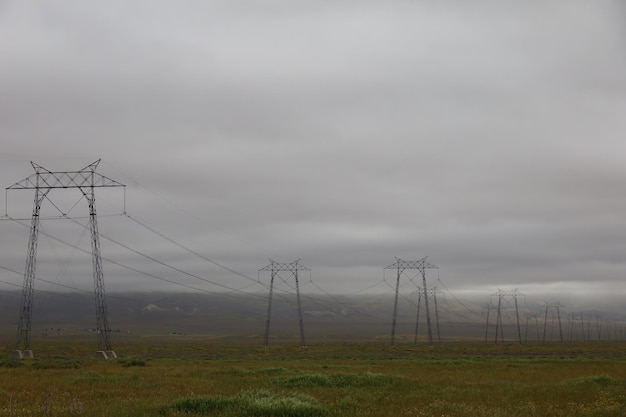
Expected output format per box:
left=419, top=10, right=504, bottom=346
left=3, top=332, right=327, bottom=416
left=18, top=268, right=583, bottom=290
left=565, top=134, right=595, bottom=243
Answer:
left=1, top=1, right=625, bottom=305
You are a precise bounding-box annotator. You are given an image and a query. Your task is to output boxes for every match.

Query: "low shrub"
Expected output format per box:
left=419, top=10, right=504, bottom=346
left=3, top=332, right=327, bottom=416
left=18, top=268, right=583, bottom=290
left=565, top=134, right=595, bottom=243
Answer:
left=255, top=367, right=288, bottom=374
left=275, top=372, right=399, bottom=388
left=0, top=358, right=25, bottom=368
left=569, top=374, right=619, bottom=386
left=121, top=359, right=147, bottom=367
left=32, top=359, right=82, bottom=369
left=170, top=395, right=232, bottom=414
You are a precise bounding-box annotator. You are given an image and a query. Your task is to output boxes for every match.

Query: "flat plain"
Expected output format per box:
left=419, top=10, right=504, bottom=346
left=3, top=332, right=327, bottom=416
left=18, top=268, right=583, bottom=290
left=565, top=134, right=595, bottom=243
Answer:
left=1, top=337, right=625, bottom=417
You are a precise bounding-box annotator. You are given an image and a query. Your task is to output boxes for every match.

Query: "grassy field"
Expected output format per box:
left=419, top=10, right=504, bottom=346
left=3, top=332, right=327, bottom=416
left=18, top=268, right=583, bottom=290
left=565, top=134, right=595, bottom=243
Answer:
left=1, top=338, right=625, bottom=417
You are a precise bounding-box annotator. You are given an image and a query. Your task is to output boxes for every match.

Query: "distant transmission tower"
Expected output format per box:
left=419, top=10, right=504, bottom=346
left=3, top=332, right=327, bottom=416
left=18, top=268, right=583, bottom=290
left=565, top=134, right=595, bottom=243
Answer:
left=490, top=289, right=523, bottom=345
left=259, top=259, right=310, bottom=349
left=524, top=313, right=540, bottom=342
left=385, top=257, right=438, bottom=346
left=6, top=160, right=125, bottom=359
left=543, top=302, right=564, bottom=343
left=413, top=286, right=443, bottom=344
left=484, top=303, right=497, bottom=344
left=567, top=312, right=586, bottom=341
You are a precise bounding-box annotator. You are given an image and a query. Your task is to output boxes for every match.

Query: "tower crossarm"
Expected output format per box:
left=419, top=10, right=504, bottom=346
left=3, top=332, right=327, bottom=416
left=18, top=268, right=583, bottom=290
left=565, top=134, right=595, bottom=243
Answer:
left=491, top=288, right=523, bottom=298
left=384, top=256, right=438, bottom=272
left=7, top=159, right=125, bottom=190
left=259, top=259, right=311, bottom=274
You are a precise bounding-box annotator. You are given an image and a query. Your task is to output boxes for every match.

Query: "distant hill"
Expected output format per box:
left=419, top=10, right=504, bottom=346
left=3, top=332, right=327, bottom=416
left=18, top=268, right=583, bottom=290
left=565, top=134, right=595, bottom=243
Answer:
left=1, top=291, right=624, bottom=343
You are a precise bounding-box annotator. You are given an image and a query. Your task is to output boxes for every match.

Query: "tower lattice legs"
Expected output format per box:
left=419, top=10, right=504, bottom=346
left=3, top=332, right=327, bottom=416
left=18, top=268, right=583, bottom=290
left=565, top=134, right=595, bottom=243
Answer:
left=263, top=270, right=276, bottom=348
left=13, top=188, right=47, bottom=359
left=85, top=187, right=116, bottom=359
left=294, top=270, right=306, bottom=349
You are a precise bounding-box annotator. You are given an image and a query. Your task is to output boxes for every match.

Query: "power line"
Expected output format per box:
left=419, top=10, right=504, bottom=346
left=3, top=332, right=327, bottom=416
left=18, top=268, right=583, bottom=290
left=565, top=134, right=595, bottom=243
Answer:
left=6, top=211, right=460, bottom=338
left=99, top=173, right=410, bottom=319
left=1, top=264, right=136, bottom=302
left=125, top=214, right=262, bottom=285
left=9, top=218, right=267, bottom=302
left=120, top=215, right=391, bottom=317
left=436, top=277, right=482, bottom=318
left=307, top=280, right=389, bottom=322
left=10, top=215, right=306, bottom=314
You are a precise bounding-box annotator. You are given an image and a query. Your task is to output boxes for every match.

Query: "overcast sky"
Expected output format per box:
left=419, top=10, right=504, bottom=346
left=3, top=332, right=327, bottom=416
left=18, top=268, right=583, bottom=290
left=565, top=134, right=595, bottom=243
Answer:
left=1, top=1, right=625, bottom=303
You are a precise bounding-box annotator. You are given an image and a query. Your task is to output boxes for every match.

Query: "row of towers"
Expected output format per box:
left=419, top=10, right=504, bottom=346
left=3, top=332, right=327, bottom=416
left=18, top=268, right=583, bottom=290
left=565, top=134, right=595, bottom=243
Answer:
left=5, top=161, right=445, bottom=357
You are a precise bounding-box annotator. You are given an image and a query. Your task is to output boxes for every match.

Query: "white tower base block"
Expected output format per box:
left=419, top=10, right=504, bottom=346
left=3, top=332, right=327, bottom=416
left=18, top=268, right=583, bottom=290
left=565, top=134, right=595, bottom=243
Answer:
left=95, top=350, right=117, bottom=359
left=11, top=350, right=34, bottom=359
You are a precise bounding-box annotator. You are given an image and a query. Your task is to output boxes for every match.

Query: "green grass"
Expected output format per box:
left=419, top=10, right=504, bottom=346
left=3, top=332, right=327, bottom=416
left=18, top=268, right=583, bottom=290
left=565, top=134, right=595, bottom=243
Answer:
left=275, top=372, right=400, bottom=388
left=0, top=339, right=625, bottom=416
left=165, top=390, right=328, bottom=417
left=31, top=357, right=83, bottom=369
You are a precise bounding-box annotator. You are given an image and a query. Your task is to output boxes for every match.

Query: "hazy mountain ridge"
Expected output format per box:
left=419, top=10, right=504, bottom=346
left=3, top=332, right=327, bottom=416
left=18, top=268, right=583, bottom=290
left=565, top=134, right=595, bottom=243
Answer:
left=1, top=291, right=624, bottom=341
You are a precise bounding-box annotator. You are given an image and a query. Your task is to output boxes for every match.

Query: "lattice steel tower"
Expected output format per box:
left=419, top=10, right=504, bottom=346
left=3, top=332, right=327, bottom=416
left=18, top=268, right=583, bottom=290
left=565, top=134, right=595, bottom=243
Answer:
left=413, top=286, right=443, bottom=344
left=259, top=259, right=309, bottom=348
left=543, top=302, right=564, bottom=343
left=490, top=288, right=523, bottom=345
left=7, top=160, right=125, bottom=359
left=385, top=257, right=438, bottom=346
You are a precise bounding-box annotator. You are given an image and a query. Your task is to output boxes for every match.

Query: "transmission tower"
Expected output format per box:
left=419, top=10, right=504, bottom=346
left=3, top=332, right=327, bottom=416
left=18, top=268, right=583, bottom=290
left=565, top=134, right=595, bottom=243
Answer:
left=259, top=259, right=309, bottom=349
left=490, top=289, right=523, bottom=344
left=413, top=287, right=443, bottom=344
left=594, top=315, right=604, bottom=341
left=6, top=160, right=125, bottom=359
left=567, top=312, right=586, bottom=341
left=484, top=303, right=497, bottom=344
left=524, top=313, right=540, bottom=342
left=543, top=302, right=564, bottom=343
left=385, top=257, right=438, bottom=346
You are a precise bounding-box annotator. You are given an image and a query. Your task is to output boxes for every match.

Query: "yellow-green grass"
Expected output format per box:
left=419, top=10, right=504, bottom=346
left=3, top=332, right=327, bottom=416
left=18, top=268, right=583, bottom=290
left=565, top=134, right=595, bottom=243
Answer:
left=1, top=338, right=625, bottom=416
